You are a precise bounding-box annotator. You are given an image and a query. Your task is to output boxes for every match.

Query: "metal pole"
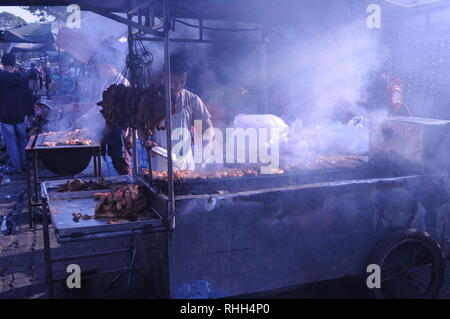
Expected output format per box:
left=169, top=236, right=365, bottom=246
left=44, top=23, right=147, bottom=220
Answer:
left=57, top=47, right=61, bottom=76
left=132, top=131, right=138, bottom=177
left=163, top=0, right=175, bottom=214
left=260, top=25, right=269, bottom=113
left=127, top=12, right=139, bottom=178
left=147, top=149, right=153, bottom=186
left=26, top=161, right=33, bottom=228
left=97, top=149, right=103, bottom=177
left=41, top=198, right=54, bottom=298
left=199, top=19, right=203, bottom=41
left=149, top=4, right=155, bottom=27
left=127, top=235, right=136, bottom=290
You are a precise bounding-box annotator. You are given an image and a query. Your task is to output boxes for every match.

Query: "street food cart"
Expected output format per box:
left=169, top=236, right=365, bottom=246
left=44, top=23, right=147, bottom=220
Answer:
left=9, top=0, right=450, bottom=298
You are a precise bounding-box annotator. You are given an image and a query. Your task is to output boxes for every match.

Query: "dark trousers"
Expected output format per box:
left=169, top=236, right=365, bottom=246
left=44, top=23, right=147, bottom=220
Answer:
left=102, top=124, right=132, bottom=176
left=110, top=144, right=131, bottom=175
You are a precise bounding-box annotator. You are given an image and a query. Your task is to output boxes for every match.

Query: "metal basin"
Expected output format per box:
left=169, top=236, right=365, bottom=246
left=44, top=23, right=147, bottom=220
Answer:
left=39, top=148, right=93, bottom=176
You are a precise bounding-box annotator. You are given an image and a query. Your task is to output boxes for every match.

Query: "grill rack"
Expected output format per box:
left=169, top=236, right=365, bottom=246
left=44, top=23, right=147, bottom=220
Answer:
left=140, top=163, right=377, bottom=196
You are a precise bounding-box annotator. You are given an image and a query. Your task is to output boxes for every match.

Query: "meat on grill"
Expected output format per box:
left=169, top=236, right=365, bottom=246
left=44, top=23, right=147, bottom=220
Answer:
left=64, top=139, right=92, bottom=145
left=39, top=129, right=94, bottom=147
left=149, top=168, right=260, bottom=181
left=93, top=192, right=110, bottom=200
left=41, top=141, right=57, bottom=147
left=56, top=178, right=126, bottom=192
left=282, top=155, right=365, bottom=172
left=145, top=155, right=364, bottom=182
left=94, top=185, right=150, bottom=221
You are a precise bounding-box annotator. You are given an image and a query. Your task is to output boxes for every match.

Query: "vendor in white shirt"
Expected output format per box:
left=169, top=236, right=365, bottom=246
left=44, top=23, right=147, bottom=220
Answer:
left=144, top=54, right=213, bottom=171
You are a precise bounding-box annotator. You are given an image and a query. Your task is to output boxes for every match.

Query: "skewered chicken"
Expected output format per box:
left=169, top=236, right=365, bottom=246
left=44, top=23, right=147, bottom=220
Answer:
left=60, top=139, right=92, bottom=145
left=148, top=168, right=261, bottom=181
left=281, top=155, right=365, bottom=172
left=39, top=129, right=95, bottom=147
left=40, top=141, right=57, bottom=147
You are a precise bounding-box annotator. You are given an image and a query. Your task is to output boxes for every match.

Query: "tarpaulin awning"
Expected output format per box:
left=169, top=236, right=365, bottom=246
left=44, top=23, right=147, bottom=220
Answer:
left=0, top=0, right=420, bottom=24
left=2, top=1, right=449, bottom=30
left=55, top=14, right=127, bottom=64
left=10, top=42, right=55, bottom=52
left=55, top=26, right=92, bottom=64
left=1, top=23, right=56, bottom=44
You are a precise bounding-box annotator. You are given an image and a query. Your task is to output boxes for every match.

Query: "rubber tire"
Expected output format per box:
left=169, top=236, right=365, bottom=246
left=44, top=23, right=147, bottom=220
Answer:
left=365, top=228, right=445, bottom=299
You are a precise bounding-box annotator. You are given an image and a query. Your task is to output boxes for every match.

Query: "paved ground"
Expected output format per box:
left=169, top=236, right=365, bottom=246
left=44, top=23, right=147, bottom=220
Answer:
left=1, top=166, right=450, bottom=299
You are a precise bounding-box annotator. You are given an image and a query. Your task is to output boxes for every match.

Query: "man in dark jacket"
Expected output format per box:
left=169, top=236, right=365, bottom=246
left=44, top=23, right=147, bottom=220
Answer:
left=0, top=53, right=34, bottom=174
left=28, top=62, right=40, bottom=96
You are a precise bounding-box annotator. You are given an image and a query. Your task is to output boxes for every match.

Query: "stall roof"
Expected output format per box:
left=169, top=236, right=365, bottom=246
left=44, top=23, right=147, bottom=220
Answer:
left=0, top=0, right=370, bottom=23
left=10, top=42, right=55, bottom=52
left=3, top=0, right=450, bottom=26
left=384, top=0, right=442, bottom=7
left=1, top=22, right=55, bottom=43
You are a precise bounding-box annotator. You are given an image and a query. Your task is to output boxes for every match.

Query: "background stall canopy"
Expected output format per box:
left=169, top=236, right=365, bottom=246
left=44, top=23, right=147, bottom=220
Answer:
left=0, top=0, right=433, bottom=23
left=9, top=42, right=55, bottom=52
left=1, top=1, right=447, bottom=31
left=0, top=22, right=56, bottom=43
left=55, top=13, right=127, bottom=64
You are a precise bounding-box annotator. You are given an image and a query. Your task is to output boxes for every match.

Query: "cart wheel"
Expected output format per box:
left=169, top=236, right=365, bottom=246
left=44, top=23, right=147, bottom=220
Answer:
left=366, top=228, right=445, bottom=299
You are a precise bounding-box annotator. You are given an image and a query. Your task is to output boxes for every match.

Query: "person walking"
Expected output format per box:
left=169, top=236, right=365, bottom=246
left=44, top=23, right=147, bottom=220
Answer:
left=27, top=62, right=40, bottom=96
left=0, top=53, right=34, bottom=175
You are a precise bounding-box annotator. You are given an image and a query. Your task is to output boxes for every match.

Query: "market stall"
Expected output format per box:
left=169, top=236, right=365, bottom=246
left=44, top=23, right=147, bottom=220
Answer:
left=6, top=0, right=450, bottom=299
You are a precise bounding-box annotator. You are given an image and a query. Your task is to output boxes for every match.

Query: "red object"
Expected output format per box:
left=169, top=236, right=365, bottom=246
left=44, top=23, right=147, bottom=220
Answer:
left=387, top=77, right=404, bottom=110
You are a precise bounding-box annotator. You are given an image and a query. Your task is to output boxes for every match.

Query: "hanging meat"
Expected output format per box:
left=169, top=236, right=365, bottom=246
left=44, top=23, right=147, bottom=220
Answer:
left=97, top=84, right=137, bottom=128
left=136, top=84, right=173, bottom=135
left=97, top=83, right=175, bottom=135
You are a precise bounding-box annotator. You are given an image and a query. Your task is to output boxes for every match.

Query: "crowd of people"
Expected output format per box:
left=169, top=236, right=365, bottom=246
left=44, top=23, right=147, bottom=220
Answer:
left=0, top=52, right=84, bottom=176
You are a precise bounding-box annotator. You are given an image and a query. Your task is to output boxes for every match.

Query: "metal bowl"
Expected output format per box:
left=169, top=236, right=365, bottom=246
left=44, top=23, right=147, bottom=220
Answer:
left=39, top=148, right=93, bottom=176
